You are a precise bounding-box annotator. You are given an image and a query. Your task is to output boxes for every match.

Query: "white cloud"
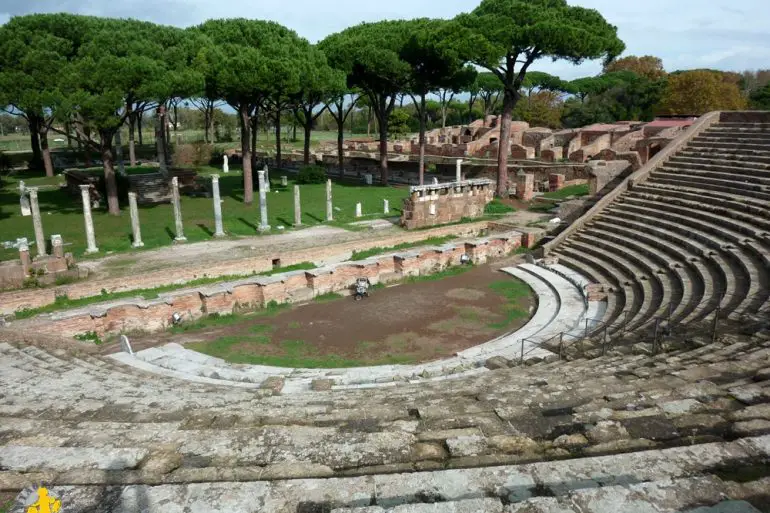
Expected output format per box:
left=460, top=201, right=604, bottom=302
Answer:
left=1, top=0, right=767, bottom=78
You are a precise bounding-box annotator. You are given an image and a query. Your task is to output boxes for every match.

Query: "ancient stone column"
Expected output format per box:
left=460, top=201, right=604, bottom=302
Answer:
left=281, top=176, right=288, bottom=187
left=222, top=155, right=229, bottom=173
left=17, top=238, right=31, bottom=276
left=257, top=170, right=270, bottom=232
left=79, top=185, right=98, bottom=253
left=51, top=234, right=64, bottom=258
left=28, top=187, right=46, bottom=257
left=128, top=192, right=144, bottom=248
left=263, top=164, right=271, bottom=193
left=171, top=176, right=186, bottom=242
left=211, top=175, right=225, bottom=237
left=455, top=159, right=463, bottom=183
left=355, top=202, right=362, bottom=218
left=326, top=179, right=333, bottom=221
left=383, top=199, right=390, bottom=214
left=293, top=185, right=302, bottom=227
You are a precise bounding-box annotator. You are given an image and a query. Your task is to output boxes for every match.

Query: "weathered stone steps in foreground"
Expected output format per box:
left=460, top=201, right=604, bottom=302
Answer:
left=17, top=436, right=770, bottom=512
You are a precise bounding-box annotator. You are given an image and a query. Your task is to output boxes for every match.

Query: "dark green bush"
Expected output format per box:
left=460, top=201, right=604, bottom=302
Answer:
left=296, top=165, right=327, bottom=184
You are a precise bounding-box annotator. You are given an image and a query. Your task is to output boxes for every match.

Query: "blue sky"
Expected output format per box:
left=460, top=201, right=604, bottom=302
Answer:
left=0, top=0, right=767, bottom=80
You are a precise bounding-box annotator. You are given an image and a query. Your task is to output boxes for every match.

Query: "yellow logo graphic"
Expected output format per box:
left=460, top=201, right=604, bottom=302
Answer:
left=25, top=487, right=61, bottom=513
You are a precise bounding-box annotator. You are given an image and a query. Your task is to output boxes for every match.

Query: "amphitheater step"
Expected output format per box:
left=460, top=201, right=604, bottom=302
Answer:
left=17, top=436, right=770, bottom=512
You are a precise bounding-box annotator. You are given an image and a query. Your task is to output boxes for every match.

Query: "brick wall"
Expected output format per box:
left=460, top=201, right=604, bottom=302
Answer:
left=16, top=232, right=523, bottom=339
left=399, top=180, right=494, bottom=230
left=0, top=221, right=490, bottom=316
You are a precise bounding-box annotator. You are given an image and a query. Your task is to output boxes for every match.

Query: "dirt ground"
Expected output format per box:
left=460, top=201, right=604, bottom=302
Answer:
left=124, top=262, right=534, bottom=367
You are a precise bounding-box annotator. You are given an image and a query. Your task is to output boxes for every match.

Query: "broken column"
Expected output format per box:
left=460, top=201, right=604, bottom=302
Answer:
left=257, top=169, right=270, bottom=232
left=355, top=202, right=362, bottom=218
left=17, top=238, right=31, bottom=276
left=128, top=192, right=144, bottom=248
left=51, top=234, right=64, bottom=258
left=28, top=187, right=46, bottom=257
left=548, top=173, right=565, bottom=192
left=383, top=199, right=390, bottom=214
left=326, top=179, right=333, bottom=221
left=222, top=154, right=229, bottom=173
left=516, top=173, right=534, bottom=201
left=455, top=159, right=463, bottom=182
left=79, top=185, right=98, bottom=253
left=211, top=174, right=225, bottom=237
left=263, top=164, right=270, bottom=192
left=171, top=176, right=186, bottom=242
left=293, top=185, right=302, bottom=227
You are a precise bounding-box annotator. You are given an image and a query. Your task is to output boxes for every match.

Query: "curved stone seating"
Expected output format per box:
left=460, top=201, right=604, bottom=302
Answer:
left=3, top=326, right=770, bottom=499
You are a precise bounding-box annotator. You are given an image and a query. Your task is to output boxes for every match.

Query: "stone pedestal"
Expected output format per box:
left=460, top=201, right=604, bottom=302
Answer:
left=383, top=199, right=390, bottom=214
left=79, top=185, right=99, bottom=253
left=293, top=185, right=302, bottom=226
left=257, top=170, right=270, bottom=232
left=28, top=187, right=46, bottom=257
left=128, top=192, right=144, bottom=247
left=355, top=202, right=362, bottom=218
left=171, top=177, right=186, bottom=242
left=211, top=175, right=225, bottom=237
left=548, top=173, right=565, bottom=192
left=51, top=234, right=64, bottom=258
left=17, top=238, right=31, bottom=276
left=455, top=159, right=463, bottom=182
left=326, top=179, right=333, bottom=222
left=516, top=173, right=535, bottom=201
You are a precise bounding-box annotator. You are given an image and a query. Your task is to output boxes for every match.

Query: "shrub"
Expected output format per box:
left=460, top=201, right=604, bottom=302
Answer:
left=296, top=165, right=327, bottom=184
left=173, top=142, right=214, bottom=168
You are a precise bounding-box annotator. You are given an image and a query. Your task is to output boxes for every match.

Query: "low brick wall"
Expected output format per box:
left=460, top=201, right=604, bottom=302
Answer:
left=0, top=222, right=492, bottom=316
left=12, top=232, right=523, bottom=338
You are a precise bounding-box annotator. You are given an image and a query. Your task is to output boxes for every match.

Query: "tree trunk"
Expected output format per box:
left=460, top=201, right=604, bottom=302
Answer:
left=100, top=130, right=121, bottom=216
left=156, top=107, right=168, bottom=175
left=418, top=94, right=426, bottom=186
left=496, top=89, right=516, bottom=197
left=165, top=111, right=171, bottom=160
left=137, top=114, right=143, bottom=146
left=240, top=105, right=254, bottom=205
left=292, top=120, right=297, bottom=142
left=172, top=102, right=178, bottom=131
left=250, top=115, right=258, bottom=172
left=376, top=97, right=389, bottom=186
left=128, top=112, right=137, bottom=166
left=83, top=125, right=92, bottom=167
left=29, top=115, right=42, bottom=170
left=65, top=122, right=73, bottom=149
left=303, top=116, right=311, bottom=165
left=204, top=104, right=213, bottom=143
left=367, top=106, right=372, bottom=137
left=337, top=110, right=345, bottom=178
left=275, top=114, right=282, bottom=169
left=39, top=126, right=54, bottom=178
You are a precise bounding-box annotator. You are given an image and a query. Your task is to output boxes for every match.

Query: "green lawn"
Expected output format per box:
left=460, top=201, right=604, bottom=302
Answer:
left=540, top=183, right=590, bottom=200
left=0, top=167, right=408, bottom=262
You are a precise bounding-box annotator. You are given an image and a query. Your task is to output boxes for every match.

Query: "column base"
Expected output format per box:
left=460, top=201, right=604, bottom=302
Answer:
left=174, top=237, right=187, bottom=243
left=131, top=242, right=145, bottom=248
left=214, top=231, right=226, bottom=238
left=293, top=223, right=302, bottom=228
left=258, top=225, right=271, bottom=233
left=85, top=248, right=99, bottom=254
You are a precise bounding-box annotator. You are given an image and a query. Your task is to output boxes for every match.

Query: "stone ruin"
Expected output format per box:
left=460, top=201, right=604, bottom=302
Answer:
left=400, top=179, right=495, bottom=229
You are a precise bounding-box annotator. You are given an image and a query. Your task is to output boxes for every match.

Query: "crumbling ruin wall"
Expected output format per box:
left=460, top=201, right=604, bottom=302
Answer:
left=400, top=180, right=495, bottom=230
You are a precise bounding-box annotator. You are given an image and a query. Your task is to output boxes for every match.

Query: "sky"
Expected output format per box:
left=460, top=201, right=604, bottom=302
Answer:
left=0, top=0, right=768, bottom=80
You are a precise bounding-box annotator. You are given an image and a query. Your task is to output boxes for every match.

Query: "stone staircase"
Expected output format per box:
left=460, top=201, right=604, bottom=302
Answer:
left=550, top=116, right=770, bottom=339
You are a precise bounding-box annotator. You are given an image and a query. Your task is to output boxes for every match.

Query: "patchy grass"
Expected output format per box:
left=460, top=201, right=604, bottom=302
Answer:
left=541, top=184, right=589, bottom=200
left=74, top=330, right=104, bottom=344
left=484, top=199, right=516, bottom=215
left=313, top=292, right=345, bottom=303
left=528, top=201, right=557, bottom=213
left=487, top=278, right=532, bottom=330
left=12, top=261, right=317, bottom=319
left=405, top=264, right=475, bottom=283
left=350, top=235, right=457, bottom=261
